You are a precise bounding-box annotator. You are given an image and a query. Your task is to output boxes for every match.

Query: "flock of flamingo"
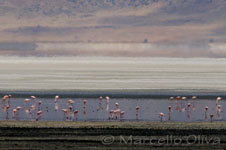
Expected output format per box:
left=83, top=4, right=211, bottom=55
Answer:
left=0, top=94, right=223, bottom=122
left=159, top=96, right=223, bottom=122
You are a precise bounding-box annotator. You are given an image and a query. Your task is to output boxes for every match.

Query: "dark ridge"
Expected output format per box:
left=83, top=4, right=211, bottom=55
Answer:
left=0, top=43, right=37, bottom=51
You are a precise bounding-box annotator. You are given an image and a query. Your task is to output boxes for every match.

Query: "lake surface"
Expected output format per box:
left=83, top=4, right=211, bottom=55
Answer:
left=0, top=56, right=226, bottom=93
left=0, top=97, right=224, bottom=122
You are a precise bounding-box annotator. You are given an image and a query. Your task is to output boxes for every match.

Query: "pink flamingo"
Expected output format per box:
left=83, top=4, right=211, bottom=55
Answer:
left=114, top=109, right=120, bottom=119
left=109, top=110, right=114, bottom=120
left=105, top=96, right=110, bottom=111
left=54, top=95, right=59, bottom=103
left=216, top=97, right=222, bottom=105
left=30, top=96, right=36, bottom=111
left=5, top=105, right=10, bottom=120
left=55, top=103, right=59, bottom=111
left=62, top=109, right=68, bottom=120
left=169, top=97, right=174, bottom=105
left=217, top=105, right=221, bottom=119
left=115, top=102, right=119, bottom=109
left=159, top=112, right=165, bottom=121
left=12, top=109, right=17, bottom=120
left=83, top=99, right=87, bottom=115
left=210, top=113, right=214, bottom=122
left=54, top=96, right=59, bottom=111
left=187, top=103, right=191, bottom=120
left=120, top=111, right=125, bottom=121
left=38, top=101, right=42, bottom=111
left=175, top=96, right=180, bottom=111
left=136, top=106, right=139, bottom=121
left=30, top=105, right=35, bottom=111
left=74, top=110, right=79, bottom=120
left=181, top=97, right=186, bottom=112
left=205, top=106, right=208, bottom=120
left=192, top=96, right=197, bottom=100
left=36, top=111, right=43, bottom=121
left=16, top=106, right=22, bottom=120
left=68, top=106, right=73, bottom=121
left=98, top=96, right=103, bottom=110
left=24, top=99, right=30, bottom=109
left=31, top=96, right=36, bottom=104
left=168, top=106, right=172, bottom=121
left=67, top=99, right=74, bottom=111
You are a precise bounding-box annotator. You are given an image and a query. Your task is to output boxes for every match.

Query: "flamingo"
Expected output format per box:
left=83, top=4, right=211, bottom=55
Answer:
left=105, top=96, right=110, bottom=111
left=36, top=111, right=43, bottom=121
left=169, top=97, right=174, bottom=105
left=24, top=99, right=30, bottom=109
left=136, top=106, right=139, bottom=121
left=114, top=109, right=120, bottom=119
left=159, top=112, right=165, bottom=121
left=55, top=103, right=59, bottom=111
left=54, top=95, right=59, bottom=103
left=192, top=96, right=197, bottom=100
left=62, top=109, right=68, bottom=120
left=83, top=99, right=87, bottom=115
left=24, top=99, right=30, bottom=114
left=187, top=103, right=191, bottom=120
left=30, top=96, right=36, bottom=111
left=217, top=105, right=221, bottom=119
left=181, top=97, right=186, bottom=112
left=109, top=110, right=114, bottom=120
left=67, top=99, right=74, bottom=110
left=115, top=102, right=119, bottom=110
left=12, top=109, right=17, bottom=120
left=74, top=110, right=79, bottom=120
left=98, top=96, right=103, bottom=110
left=5, top=105, right=10, bottom=120
left=31, top=96, right=36, bottom=104
left=210, top=113, right=214, bottom=122
left=16, top=106, right=22, bottom=120
left=120, top=111, right=125, bottom=121
left=38, top=101, right=42, bottom=111
left=205, top=106, right=208, bottom=120
left=168, top=106, right=172, bottom=121
left=175, top=96, right=180, bottom=111
left=216, top=97, right=222, bottom=105
left=29, top=105, right=36, bottom=120
left=68, top=106, right=73, bottom=121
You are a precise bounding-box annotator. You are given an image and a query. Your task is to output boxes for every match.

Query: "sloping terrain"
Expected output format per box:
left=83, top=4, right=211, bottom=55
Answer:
left=0, top=0, right=226, bottom=57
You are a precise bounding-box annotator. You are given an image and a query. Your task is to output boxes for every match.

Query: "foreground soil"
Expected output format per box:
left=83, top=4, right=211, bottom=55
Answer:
left=0, top=121, right=226, bottom=150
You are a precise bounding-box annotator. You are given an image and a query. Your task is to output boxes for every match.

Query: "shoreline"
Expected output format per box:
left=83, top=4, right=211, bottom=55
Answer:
left=1, top=120, right=226, bottom=129
left=1, top=90, right=226, bottom=99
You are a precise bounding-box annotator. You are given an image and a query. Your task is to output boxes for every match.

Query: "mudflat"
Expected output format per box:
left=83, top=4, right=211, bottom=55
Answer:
left=0, top=121, right=225, bottom=149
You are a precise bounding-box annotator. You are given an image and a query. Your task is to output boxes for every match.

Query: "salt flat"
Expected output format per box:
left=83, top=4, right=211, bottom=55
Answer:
left=0, top=56, right=226, bottom=93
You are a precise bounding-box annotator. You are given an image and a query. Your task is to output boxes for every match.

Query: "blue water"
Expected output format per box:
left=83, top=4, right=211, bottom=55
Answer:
left=0, top=97, right=224, bottom=122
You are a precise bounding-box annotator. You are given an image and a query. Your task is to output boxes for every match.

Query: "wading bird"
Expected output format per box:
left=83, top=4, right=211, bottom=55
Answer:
left=168, top=106, right=172, bottom=121
left=120, top=111, right=125, bottom=121
left=159, top=112, right=165, bottom=121
left=205, top=106, right=208, bottom=120
left=136, top=106, right=139, bottom=121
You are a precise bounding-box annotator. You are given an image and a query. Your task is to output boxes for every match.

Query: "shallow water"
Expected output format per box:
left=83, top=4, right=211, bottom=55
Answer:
left=0, top=97, right=224, bottom=122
